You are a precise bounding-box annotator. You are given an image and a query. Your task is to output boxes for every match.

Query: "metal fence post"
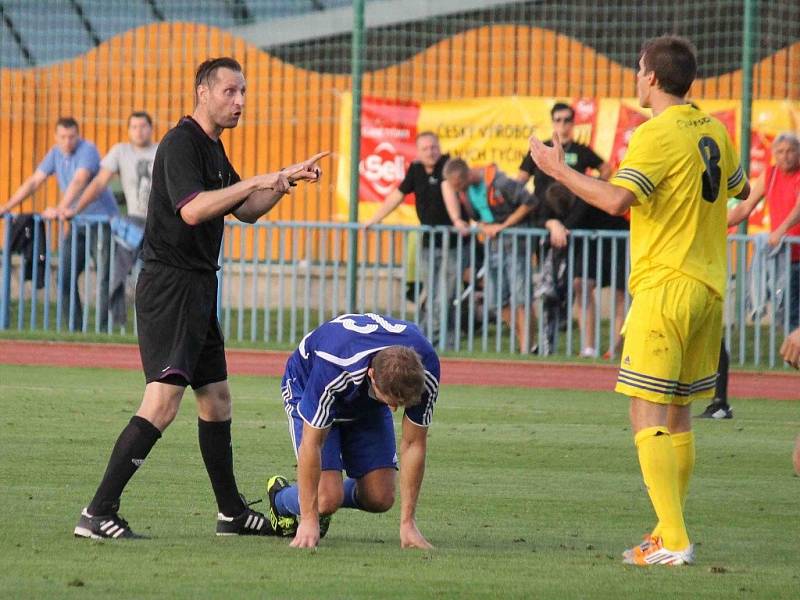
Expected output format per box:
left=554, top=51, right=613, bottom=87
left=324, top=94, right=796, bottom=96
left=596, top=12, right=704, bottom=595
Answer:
left=0, top=214, right=11, bottom=330
left=735, top=0, right=757, bottom=326
left=346, top=0, right=366, bottom=313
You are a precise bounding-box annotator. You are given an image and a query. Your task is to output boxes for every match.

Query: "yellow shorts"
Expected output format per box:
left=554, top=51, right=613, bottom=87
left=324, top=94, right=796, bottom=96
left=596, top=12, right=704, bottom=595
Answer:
left=615, top=276, right=722, bottom=405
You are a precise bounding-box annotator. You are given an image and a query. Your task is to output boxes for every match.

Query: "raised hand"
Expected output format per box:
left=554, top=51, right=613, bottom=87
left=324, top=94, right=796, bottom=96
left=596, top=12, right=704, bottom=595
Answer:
left=529, top=132, right=566, bottom=178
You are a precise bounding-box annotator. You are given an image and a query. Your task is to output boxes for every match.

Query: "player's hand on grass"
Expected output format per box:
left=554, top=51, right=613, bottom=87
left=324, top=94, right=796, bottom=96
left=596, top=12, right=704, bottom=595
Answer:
left=290, top=519, right=320, bottom=548
left=529, top=133, right=566, bottom=178
left=779, top=328, right=800, bottom=369
left=400, top=521, right=433, bottom=550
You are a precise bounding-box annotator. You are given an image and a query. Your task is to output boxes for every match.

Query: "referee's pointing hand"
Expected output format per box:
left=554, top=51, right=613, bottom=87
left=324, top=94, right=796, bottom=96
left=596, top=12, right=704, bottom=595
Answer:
left=284, top=151, right=331, bottom=185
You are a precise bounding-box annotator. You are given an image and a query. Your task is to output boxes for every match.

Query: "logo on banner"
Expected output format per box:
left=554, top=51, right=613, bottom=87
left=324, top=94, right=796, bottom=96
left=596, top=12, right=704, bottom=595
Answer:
left=573, top=98, right=599, bottom=146
left=357, top=98, right=420, bottom=203
left=359, top=141, right=407, bottom=197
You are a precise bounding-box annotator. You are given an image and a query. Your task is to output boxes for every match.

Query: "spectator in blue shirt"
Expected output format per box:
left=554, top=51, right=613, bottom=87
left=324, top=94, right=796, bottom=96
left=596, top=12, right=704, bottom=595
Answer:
left=1, top=117, right=119, bottom=330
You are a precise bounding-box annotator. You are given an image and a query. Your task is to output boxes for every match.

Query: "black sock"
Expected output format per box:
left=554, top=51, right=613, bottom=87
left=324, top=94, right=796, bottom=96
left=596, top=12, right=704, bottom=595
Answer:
left=87, top=416, right=162, bottom=516
left=198, top=418, right=245, bottom=517
left=715, top=340, right=729, bottom=406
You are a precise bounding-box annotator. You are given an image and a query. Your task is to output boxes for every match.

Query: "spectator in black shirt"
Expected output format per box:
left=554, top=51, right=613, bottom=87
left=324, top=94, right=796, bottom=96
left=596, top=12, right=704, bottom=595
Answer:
left=517, top=103, right=612, bottom=189
left=74, top=57, right=327, bottom=540
left=521, top=103, right=626, bottom=359
left=365, top=132, right=467, bottom=346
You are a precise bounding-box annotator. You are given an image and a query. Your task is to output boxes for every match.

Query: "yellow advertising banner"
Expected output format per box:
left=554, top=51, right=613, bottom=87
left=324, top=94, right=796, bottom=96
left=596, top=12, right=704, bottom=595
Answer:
left=336, top=94, right=800, bottom=231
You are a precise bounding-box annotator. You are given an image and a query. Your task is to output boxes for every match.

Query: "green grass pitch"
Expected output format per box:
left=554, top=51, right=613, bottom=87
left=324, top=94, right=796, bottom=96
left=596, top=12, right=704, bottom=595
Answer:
left=1, top=364, right=798, bottom=599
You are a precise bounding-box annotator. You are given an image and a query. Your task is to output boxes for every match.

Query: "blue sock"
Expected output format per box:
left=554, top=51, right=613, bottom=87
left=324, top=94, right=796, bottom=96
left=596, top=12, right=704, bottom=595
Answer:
left=274, top=485, right=300, bottom=516
left=341, top=477, right=362, bottom=510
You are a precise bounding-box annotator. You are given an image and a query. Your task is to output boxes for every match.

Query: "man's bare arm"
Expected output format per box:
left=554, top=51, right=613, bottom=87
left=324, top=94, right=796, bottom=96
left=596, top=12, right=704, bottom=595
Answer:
left=57, top=168, right=93, bottom=213
left=1, top=170, right=48, bottom=213
left=179, top=175, right=285, bottom=226
left=441, top=180, right=469, bottom=234
left=597, top=161, right=612, bottom=181
left=728, top=172, right=764, bottom=227
left=364, top=189, right=405, bottom=227
left=481, top=204, right=533, bottom=239
left=232, top=152, right=329, bottom=224
left=398, top=416, right=433, bottom=549
left=66, top=168, right=115, bottom=218
left=290, top=423, right=328, bottom=548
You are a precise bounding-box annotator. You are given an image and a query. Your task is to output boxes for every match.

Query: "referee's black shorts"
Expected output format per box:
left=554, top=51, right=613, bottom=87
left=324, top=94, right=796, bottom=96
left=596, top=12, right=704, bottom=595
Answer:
left=135, top=262, right=227, bottom=389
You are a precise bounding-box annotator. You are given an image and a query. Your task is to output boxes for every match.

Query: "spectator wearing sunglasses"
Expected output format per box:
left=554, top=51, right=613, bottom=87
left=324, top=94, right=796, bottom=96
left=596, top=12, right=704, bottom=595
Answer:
left=519, top=103, right=626, bottom=359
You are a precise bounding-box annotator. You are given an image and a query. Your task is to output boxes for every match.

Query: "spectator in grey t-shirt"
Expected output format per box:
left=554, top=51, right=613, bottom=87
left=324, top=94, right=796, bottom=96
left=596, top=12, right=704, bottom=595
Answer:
left=68, top=111, right=158, bottom=220
left=68, top=111, right=158, bottom=327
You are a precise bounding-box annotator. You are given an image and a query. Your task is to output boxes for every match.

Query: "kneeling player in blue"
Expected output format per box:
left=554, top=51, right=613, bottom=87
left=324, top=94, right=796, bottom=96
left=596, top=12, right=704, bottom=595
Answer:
left=267, top=313, right=440, bottom=549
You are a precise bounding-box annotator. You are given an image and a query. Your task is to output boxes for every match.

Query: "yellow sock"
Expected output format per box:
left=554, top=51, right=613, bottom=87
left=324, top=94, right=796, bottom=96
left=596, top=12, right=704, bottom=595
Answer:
left=651, top=430, right=695, bottom=539
left=671, top=430, right=695, bottom=505
left=635, top=426, right=690, bottom=551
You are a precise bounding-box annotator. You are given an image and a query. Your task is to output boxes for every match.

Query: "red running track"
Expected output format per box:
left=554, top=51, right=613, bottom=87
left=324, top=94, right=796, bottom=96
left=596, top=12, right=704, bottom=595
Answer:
left=0, top=340, right=796, bottom=400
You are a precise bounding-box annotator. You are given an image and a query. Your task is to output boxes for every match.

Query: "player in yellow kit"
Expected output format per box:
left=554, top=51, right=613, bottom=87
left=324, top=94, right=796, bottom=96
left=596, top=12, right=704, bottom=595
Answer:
left=529, top=36, right=750, bottom=565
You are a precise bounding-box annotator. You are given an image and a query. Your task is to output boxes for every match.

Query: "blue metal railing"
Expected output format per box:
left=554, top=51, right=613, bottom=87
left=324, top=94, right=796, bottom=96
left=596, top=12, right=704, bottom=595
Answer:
left=2, top=213, right=799, bottom=368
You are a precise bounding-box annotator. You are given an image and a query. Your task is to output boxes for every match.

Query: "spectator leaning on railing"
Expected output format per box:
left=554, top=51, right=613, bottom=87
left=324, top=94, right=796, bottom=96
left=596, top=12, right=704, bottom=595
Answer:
left=0, top=116, right=119, bottom=331
left=364, top=132, right=468, bottom=348
left=442, top=158, right=538, bottom=354
left=66, top=111, right=159, bottom=327
left=517, top=102, right=622, bottom=358
left=728, top=132, right=800, bottom=329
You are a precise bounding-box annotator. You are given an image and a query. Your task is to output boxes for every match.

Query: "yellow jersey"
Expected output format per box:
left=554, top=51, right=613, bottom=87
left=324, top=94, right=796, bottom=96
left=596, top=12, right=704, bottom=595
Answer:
left=610, top=104, right=746, bottom=297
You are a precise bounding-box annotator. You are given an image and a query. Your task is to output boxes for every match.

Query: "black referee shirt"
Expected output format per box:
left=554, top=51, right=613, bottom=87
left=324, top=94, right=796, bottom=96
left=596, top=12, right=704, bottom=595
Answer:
left=141, top=116, right=241, bottom=272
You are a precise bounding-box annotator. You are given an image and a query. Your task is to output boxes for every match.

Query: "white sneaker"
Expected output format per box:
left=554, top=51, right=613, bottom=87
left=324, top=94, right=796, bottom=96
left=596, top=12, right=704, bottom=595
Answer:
left=579, top=347, right=598, bottom=358
left=622, top=535, right=694, bottom=566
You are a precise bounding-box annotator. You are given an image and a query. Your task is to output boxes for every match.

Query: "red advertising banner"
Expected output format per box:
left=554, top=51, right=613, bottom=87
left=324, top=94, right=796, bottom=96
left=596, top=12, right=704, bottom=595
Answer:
left=357, top=98, right=420, bottom=204
left=609, top=104, right=649, bottom=170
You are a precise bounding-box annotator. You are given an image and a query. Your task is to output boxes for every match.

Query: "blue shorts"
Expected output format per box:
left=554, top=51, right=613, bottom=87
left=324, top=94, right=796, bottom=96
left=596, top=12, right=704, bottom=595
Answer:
left=283, top=396, right=398, bottom=479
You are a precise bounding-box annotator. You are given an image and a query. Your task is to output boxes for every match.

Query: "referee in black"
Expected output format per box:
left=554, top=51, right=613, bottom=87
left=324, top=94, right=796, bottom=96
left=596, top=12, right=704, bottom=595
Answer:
left=75, top=57, right=327, bottom=539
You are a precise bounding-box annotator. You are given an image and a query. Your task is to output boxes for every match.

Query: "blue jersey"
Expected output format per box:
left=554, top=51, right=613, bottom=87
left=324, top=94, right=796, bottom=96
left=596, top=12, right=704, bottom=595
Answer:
left=283, top=313, right=440, bottom=429
left=37, top=140, right=119, bottom=217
